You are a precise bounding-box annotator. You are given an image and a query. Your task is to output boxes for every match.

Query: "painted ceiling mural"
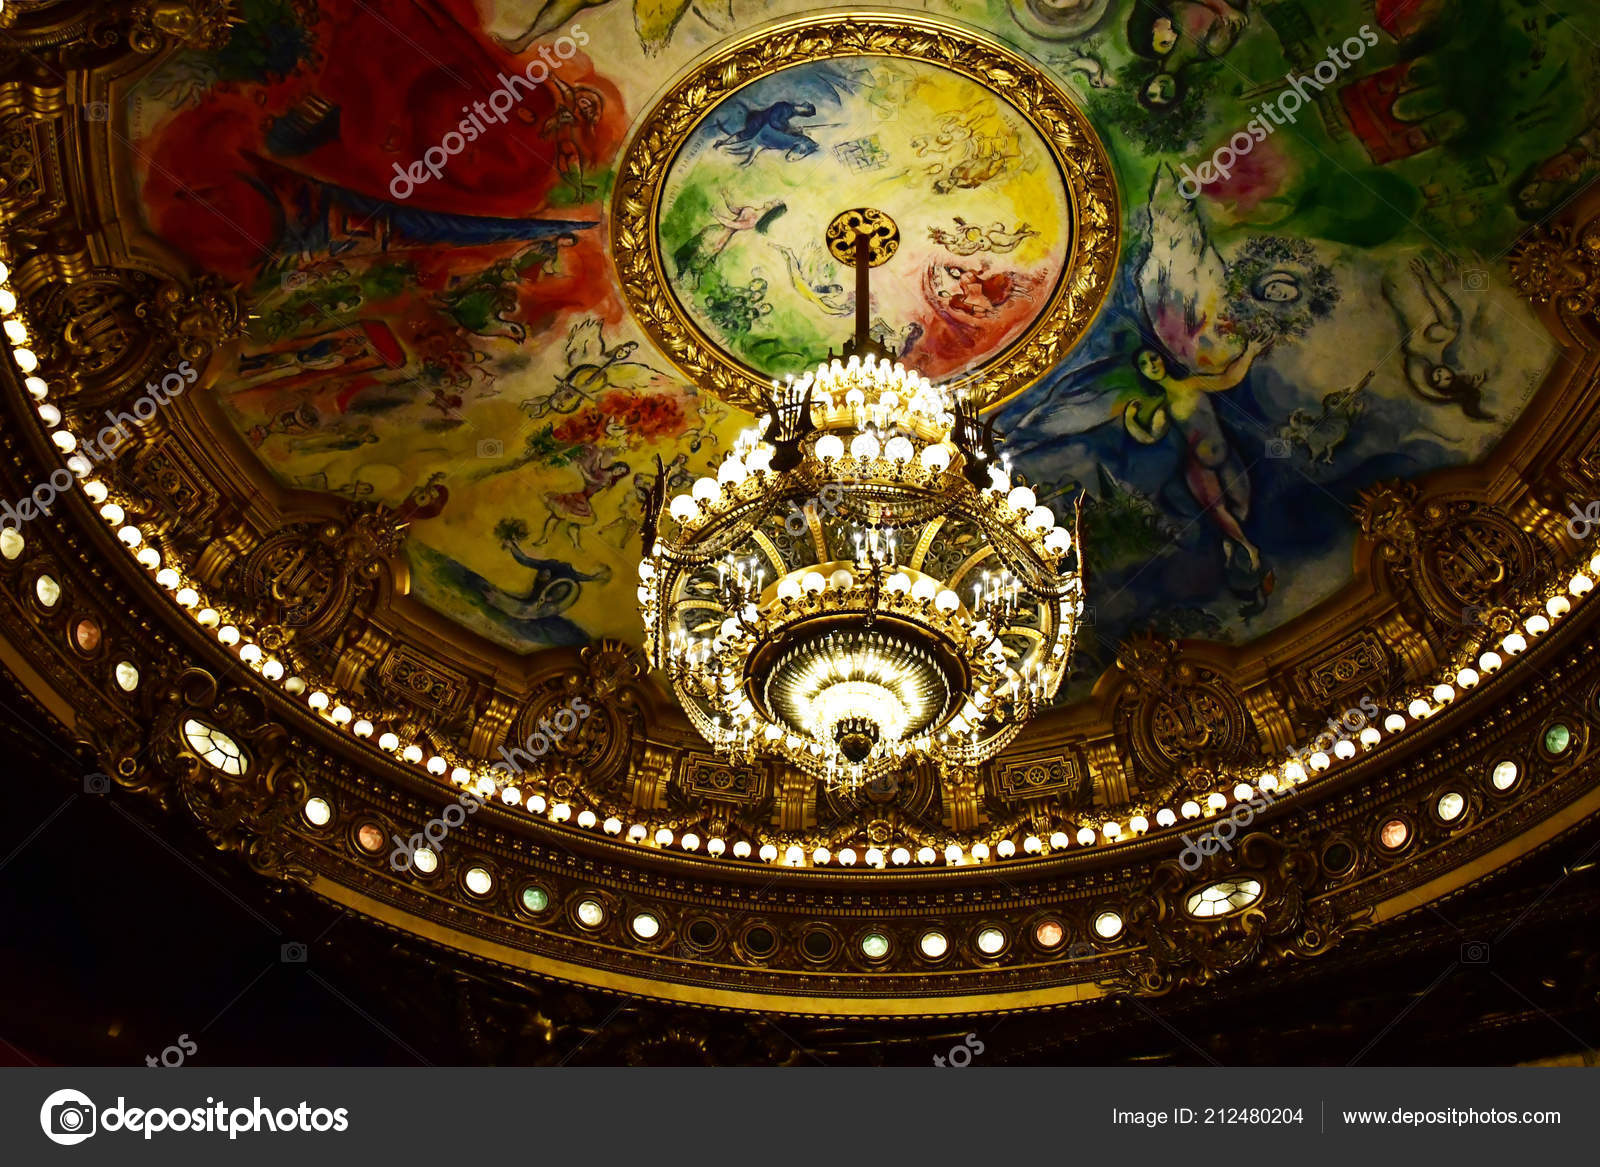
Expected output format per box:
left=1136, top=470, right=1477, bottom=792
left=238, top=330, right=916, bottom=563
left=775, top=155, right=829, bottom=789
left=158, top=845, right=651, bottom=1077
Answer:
left=124, top=0, right=1596, bottom=695
left=656, top=55, right=1074, bottom=384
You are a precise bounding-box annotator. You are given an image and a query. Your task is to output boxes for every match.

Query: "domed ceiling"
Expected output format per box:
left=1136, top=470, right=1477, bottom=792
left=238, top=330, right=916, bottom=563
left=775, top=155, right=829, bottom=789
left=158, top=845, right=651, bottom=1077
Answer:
left=123, top=0, right=1574, bottom=664
left=6, top=0, right=1600, bottom=1019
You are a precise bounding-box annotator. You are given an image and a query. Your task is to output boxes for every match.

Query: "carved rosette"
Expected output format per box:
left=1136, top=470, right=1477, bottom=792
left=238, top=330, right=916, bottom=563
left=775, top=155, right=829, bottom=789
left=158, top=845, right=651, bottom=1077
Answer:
left=502, top=640, right=649, bottom=796
left=0, top=115, right=39, bottom=208
left=134, top=276, right=244, bottom=368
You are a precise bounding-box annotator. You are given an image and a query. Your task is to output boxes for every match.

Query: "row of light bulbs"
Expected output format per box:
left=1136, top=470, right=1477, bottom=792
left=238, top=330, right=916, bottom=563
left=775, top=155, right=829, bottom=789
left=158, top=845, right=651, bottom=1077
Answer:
left=4, top=260, right=1592, bottom=869
left=661, top=356, right=1075, bottom=565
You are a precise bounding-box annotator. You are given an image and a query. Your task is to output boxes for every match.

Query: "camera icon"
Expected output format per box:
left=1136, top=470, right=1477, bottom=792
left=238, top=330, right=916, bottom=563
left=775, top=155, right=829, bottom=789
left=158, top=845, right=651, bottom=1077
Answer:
left=1078, top=605, right=1096, bottom=627
left=1461, top=269, right=1490, bottom=292
left=1460, top=940, right=1491, bottom=965
left=1460, top=605, right=1486, bottom=628
left=280, top=271, right=310, bottom=293
left=83, top=772, right=110, bottom=795
left=1265, top=438, right=1291, bottom=459
left=1066, top=940, right=1096, bottom=960
left=477, top=438, right=504, bottom=459
left=40, top=1089, right=97, bottom=1145
left=83, top=102, right=110, bottom=123
left=280, top=942, right=308, bottom=963
left=52, top=1100, right=94, bottom=1136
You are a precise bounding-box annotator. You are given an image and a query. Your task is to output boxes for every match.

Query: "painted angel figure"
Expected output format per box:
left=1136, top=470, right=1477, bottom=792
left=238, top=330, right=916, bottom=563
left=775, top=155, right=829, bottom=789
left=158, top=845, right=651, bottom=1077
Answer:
left=1380, top=257, right=1493, bottom=421
left=998, top=165, right=1275, bottom=614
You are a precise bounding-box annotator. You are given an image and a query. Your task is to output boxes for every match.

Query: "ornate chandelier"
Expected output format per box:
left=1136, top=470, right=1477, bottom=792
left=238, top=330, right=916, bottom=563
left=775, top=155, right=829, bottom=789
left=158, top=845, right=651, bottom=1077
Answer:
left=638, top=210, right=1083, bottom=789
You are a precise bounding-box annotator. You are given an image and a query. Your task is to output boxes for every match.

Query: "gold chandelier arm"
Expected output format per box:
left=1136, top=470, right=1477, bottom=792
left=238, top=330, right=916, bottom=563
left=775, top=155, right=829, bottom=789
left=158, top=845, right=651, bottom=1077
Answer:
left=965, top=505, right=1081, bottom=601
left=652, top=491, right=787, bottom=564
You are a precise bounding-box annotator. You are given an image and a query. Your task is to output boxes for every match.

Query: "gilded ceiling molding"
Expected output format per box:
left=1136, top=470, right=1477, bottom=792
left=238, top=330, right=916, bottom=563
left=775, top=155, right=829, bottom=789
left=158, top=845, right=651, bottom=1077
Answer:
left=0, top=0, right=238, bottom=53
left=1511, top=215, right=1600, bottom=345
left=127, top=1, right=241, bottom=54
left=5, top=3, right=1600, bottom=1015
left=2, top=446, right=1599, bottom=1010
left=0, top=0, right=124, bottom=50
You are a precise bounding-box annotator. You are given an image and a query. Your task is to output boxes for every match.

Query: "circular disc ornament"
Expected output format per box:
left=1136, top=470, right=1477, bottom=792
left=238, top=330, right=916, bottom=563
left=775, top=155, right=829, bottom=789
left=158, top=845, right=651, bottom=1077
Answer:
left=826, top=208, right=901, bottom=267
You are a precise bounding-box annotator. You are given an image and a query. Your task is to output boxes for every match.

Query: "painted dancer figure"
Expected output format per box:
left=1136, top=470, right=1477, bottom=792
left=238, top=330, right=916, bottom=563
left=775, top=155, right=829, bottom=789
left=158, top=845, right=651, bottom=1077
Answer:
left=1122, top=338, right=1273, bottom=608
left=1381, top=257, right=1492, bottom=421
left=672, top=192, right=786, bottom=286
left=532, top=446, right=633, bottom=548
left=478, top=538, right=610, bottom=643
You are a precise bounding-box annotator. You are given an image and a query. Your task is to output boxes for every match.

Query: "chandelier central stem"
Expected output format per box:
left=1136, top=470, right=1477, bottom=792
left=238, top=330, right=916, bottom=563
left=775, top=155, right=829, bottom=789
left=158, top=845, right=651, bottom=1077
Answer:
left=638, top=205, right=1084, bottom=789
left=853, top=231, right=872, bottom=356
left=825, top=207, right=900, bottom=365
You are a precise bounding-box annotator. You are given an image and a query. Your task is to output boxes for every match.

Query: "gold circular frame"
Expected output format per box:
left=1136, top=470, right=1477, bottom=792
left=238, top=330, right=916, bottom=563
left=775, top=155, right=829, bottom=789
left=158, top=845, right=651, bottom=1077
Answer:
left=611, top=11, right=1121, bottom=410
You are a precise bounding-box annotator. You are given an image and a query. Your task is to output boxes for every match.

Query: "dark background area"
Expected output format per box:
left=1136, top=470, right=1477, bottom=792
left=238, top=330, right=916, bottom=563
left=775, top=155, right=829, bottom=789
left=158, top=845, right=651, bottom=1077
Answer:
left=2, top=663, right=1597, bottom=1067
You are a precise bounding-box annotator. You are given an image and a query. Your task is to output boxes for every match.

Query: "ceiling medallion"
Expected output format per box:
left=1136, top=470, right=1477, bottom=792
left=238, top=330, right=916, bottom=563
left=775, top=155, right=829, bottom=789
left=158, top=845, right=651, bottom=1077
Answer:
left=638, top=210, right=1083, bottom=789
left=612, top=11, right=1119, bottom=409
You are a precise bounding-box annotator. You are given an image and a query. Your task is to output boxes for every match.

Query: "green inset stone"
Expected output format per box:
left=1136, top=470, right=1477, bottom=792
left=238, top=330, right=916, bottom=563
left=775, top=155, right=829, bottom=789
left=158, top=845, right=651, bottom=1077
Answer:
left=861, top=932, right=889, bottom=959
left=1545, top=724, right=1572, bottom=755
left=521, top=886, right=549, bottom=913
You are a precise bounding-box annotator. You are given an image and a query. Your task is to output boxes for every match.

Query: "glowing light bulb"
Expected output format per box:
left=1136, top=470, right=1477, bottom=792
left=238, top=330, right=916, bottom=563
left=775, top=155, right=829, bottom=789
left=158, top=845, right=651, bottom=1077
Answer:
left=849, top=432, right=880, bottom=460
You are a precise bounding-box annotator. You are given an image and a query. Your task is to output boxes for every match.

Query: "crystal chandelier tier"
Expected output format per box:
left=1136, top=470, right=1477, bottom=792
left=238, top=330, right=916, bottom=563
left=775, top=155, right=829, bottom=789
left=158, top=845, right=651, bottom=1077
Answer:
left=637, top=209, right=1083, bottom=789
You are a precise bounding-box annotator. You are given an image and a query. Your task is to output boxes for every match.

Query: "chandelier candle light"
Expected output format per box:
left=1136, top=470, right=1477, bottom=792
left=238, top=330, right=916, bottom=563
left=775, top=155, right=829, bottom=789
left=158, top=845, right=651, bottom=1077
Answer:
left=637, top=209, right=1084, bottom=790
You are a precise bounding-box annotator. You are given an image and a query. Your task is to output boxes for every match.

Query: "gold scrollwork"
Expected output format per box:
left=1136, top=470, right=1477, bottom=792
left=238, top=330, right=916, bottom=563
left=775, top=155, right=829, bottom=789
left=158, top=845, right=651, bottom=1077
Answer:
left=129, top=0, right=242, bottom=53
left=1510, top=217, right=1600, bottom=327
